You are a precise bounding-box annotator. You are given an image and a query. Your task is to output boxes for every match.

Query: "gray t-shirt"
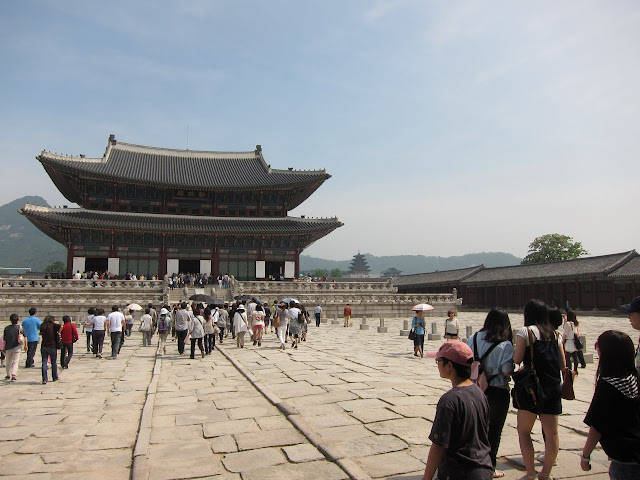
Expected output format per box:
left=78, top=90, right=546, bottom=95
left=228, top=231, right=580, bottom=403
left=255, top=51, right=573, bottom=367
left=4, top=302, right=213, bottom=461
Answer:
left=429, top=384, right=493, bottom=480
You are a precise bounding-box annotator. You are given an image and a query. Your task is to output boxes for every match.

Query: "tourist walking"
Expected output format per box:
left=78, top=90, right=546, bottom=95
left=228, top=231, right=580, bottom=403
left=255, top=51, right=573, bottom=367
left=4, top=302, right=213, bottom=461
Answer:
left=189, top=307, right=205, bottom=358
left=39, top=315, right=61, bottom=384
left=21, top=307, right=41, bottom=368
left=513, top=299, right=565, bottom=480
left=91, top=308, right=107, bottom=358
left=175, top=302, right=190, bottom=355
left=140, top=308, right=153, bottom=347
left=3, top=314, right=25, bottom=382
left=125, top=309, right=135, bottom=336
left=106, top=305, right=125, bottom=359
left=411, top=312, right=425, bottom=358
left=621, top=296, right=640, bottom=376
left=234, top=305, right=248, bottom=348
left=216, top=306, right=227, bottom=343
left=264, top=303, right=272, bottom=333
left=567, top=310, right=586, bottom=368
left=156, top=308, right=170, bottom=356
left=84, top=307, right=94, bottom=352
left=444, top=309, right=460, bottom=339
left=203, top=307, right=218, bottom=355
left=562, top=310, right=580, bottom=373
left=59, top=315, right=79, bottom=369
left=314, top=303, right=322, bottom=327
left=276, top=303, right=288, bottom=350
left=580, top=330, right=640, bottom=478
left=253, top=305, right=265, bottom=346
left=467, top=308, right=514, bottom=479
left=421, top=342, right=493, bottom=480
left=343, top=303, right=352, bottom=327
left=288, top=301, right=301, bottom=349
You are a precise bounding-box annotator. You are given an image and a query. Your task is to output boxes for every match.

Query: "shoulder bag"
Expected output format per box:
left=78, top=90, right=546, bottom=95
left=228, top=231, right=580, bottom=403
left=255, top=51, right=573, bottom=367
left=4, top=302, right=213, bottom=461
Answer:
left=573, top=326, right=583, bottom=350
left=511, top=327, right=547, bottom=413
left=54, top=326, right=63, bottom=350
left=471, top=334, right=500, bottom=392
left=561, top=368, right=576, bottom=400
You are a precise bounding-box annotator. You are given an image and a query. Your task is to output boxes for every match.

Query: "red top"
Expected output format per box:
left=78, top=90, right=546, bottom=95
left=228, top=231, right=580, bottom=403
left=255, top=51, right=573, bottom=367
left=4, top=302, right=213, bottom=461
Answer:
left=344, top=306, right=352, bottom=316
left=60, top=322, right=79, bottom=344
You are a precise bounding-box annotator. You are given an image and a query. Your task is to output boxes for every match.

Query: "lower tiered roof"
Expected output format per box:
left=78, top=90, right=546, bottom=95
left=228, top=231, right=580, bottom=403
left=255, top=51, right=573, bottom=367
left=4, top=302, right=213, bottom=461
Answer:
left=19, top=205, right=342, bottom=247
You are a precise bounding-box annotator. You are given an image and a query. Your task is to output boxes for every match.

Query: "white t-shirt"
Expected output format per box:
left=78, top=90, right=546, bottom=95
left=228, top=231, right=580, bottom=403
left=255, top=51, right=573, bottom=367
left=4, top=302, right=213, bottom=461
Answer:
left=85, top=315, right=94, bottom=332
left=517, top=325, right=562, bottom=347
left=92, top=315, right=106, bottom=331
left=287, top=307, right=301, bottom=323
left=107, top=311, right=125, bottom=332
left=562, top=322, right=577, bottom=353
left=445, top=318, right=459, bottom=335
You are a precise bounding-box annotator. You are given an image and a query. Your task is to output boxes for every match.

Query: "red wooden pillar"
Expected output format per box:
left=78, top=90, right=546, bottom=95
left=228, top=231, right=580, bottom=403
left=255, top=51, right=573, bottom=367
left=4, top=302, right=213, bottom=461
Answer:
left=159, top=237, right=167, bottom=279
left=294, top=252, right=300, bottom=278
left=212, top=248, right=219, bottom=279
left=66, top=246, right=73, bottom=276
left=592, top=279, right=598, bottom=310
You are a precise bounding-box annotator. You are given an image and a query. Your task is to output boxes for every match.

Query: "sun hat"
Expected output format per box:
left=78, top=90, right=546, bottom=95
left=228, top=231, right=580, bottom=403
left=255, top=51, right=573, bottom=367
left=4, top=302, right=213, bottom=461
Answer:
left=160, top=308, right=169, bottom=315
left=436, top=341, right=473, bottom=366
left=237, top=305, right=245, bottom=311
left=621, top=296, right=640, bottom=314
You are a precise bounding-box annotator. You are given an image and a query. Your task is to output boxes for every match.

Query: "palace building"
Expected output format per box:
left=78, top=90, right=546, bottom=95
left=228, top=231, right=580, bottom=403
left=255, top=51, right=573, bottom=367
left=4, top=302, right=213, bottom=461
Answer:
left=20, top=135, right=342, bottom=280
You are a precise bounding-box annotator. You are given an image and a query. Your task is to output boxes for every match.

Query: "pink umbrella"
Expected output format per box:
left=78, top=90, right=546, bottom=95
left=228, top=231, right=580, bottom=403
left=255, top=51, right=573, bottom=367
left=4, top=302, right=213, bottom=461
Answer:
left=412, top=303, right=434, bottom=312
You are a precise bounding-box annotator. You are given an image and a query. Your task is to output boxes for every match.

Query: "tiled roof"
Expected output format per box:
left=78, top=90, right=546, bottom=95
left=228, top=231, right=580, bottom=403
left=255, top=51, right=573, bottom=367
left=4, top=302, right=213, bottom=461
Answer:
left=460, top=251, right=638, bottom=284
left=393, top=266, right=484, bottom=286
left=608, top=255, right=640, bottom=278
left=19, top=204, right=343, bottom=235
left=38, top=136, right=331, bottom=191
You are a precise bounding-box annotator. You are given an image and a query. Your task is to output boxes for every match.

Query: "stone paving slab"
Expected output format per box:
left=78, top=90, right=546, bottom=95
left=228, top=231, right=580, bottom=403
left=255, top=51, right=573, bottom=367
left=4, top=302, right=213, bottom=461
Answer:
left=0, top=313, right=632, bottom=479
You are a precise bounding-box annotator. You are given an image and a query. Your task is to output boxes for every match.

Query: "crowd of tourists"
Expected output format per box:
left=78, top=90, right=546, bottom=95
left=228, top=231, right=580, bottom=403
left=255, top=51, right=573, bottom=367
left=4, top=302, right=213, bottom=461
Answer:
left=415, top=297, right=640, bottom=480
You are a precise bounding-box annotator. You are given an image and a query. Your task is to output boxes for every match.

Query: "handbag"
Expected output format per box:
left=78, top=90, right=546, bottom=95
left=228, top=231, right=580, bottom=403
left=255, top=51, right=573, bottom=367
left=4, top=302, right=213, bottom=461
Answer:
left=511, top=328, right=547, bottom=413
left=54, top=325, right=63, bottom=350
left=573, top=335, right=583, bottom=351
left=561, top=368, right=576, bottom=400
left=408, top=328, right=416, bottom=341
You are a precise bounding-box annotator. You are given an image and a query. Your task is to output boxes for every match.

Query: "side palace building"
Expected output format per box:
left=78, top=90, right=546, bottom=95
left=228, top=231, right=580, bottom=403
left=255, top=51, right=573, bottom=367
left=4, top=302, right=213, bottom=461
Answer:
left=20, top=135, right=342, bottom=280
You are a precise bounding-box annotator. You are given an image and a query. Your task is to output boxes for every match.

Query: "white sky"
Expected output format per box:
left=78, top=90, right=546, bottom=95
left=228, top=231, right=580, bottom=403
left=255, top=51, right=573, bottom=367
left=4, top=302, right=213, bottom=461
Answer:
left=1, top=1, right=638, bottom=260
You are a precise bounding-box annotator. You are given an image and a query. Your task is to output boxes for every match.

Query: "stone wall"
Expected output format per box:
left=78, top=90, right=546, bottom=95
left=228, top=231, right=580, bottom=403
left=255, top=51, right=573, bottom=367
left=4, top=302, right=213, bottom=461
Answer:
left=234, top=281, right=460, bottom=319
left=0, top=278, right=164, bottom=321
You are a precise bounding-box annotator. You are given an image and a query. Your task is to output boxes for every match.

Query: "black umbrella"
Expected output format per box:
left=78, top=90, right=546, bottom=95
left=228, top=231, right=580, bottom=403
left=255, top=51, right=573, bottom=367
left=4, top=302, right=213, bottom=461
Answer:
left=233, top=294, right=254, bottom=301
left=189, top=293, right=216, bottom=303
left=211, top=298, right=225, bottom=307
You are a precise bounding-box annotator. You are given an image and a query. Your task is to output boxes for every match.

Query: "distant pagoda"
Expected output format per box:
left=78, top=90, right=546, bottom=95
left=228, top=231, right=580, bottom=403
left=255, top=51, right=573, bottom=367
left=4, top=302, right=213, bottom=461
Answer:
left=20, top=134, right=343, bottom=280
left=348, top=253, right=371, bottom=276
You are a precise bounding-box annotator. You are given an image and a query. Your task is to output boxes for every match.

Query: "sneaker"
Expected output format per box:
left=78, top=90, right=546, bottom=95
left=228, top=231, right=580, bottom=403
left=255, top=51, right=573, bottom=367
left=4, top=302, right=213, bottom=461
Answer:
left=258, top=342, right=261, bottom=346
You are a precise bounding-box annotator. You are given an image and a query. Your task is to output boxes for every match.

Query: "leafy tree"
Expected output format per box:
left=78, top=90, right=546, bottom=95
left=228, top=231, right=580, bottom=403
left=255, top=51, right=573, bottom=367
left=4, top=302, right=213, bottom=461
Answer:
left=44, top=261, right=66, bottom=273
left=522, top=234, right=588, bottom=265
left=330, top=268, right=343, bottom=278
left=312, top=269, right=328, bottom=277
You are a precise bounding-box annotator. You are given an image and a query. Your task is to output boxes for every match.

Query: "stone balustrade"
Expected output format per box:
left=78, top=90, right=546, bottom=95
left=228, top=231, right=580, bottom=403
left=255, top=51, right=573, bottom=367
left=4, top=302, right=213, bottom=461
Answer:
left=0, top=279, right=164, bottom=290
left=237, top=280, right=398, bottom=295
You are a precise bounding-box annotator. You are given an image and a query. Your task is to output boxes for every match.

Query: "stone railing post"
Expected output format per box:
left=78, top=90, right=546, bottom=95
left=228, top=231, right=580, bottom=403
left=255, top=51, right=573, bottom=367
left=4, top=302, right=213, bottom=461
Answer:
left=377, top=318, right=387, bottom=333
left=428, top=322, right=441, bottom=341
left=360, top=315, right=369, bottom=330
left=400, top=319, right=411, bottom=336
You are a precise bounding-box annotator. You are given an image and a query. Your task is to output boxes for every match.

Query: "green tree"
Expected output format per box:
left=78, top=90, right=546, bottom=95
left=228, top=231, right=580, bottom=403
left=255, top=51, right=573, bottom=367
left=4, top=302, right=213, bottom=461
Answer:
left=330, top=268, right=343, bottom=278
left=312, top=269, right=328, bottom=277
left=44, top=261, right=66, bottom=273
left=522, top=234, right=588, bottom=265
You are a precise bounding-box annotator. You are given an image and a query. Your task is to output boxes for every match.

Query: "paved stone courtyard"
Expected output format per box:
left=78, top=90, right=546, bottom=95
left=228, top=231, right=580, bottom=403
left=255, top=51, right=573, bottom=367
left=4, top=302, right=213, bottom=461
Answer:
left=1, top=311, right=635, bottom=479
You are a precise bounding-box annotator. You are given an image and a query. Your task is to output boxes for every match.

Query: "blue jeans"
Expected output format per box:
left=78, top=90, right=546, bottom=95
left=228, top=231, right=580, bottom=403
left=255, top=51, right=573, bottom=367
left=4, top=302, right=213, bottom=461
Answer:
left=610, top=460, right=640, bottom=479
left=41, top=347, right=58, bottom=382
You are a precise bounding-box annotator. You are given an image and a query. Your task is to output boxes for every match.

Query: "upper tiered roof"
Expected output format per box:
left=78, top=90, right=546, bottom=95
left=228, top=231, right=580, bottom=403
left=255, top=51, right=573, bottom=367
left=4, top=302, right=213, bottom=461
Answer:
left=38, top=135, right=331, bottom=209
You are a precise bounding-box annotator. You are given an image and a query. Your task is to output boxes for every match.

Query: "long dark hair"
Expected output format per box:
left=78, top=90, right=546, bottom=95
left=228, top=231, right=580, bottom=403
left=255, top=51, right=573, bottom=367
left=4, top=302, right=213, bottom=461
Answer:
left=523, top=299, right=554, bottom=341
left=596, top=330, right=637, bottom=381
left=548, top=307, right=563, bottom=330
left=481, top=308, right=512, bottom=343
left=566, top=310, right=579, bottom=327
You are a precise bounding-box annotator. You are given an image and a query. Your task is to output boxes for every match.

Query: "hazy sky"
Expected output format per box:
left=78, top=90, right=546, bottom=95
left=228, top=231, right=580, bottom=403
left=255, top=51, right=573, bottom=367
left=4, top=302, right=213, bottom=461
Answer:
left=1, top=1, right=638, bottom=260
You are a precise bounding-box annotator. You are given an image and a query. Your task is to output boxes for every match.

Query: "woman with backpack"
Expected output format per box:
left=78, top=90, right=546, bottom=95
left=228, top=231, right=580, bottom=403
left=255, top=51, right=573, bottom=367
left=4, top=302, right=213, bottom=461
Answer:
left=467, top=308, right=514, bottom=478
left=580, top=330, right=640, bottom=478
left=513, top=299, right=565, bottom=480
left=563, top=310, right=582, bottom=372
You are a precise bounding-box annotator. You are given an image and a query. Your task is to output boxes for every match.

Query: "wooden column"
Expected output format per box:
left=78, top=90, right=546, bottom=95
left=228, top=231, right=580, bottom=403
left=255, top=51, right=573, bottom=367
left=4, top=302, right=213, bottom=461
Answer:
left=577, top=280, right=582, bottom=309
left=294, top=252, right=300, bottom=279
left=212, top=247, right=219, bottom=279
left=66, top=246, right=73, bottom=276
left=592, top=279, right=598, bottom=310
left=159, top=235, right=167, bottom=278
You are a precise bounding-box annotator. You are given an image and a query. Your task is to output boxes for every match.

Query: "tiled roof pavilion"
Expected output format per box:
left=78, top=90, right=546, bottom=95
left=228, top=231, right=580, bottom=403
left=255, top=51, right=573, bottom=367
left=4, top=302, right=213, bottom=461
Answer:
left=38, top=135, right=331, bottom=209
left=394, top=251, right=640, bottom=288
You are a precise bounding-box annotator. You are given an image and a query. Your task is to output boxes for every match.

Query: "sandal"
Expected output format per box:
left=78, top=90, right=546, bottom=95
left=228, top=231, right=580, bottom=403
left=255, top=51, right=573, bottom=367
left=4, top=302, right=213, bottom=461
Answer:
left=519, top=475, right=537, bottom=480
left=537, top=474, right=553, bottom=480
left=493, top=471, right=505, bottom=478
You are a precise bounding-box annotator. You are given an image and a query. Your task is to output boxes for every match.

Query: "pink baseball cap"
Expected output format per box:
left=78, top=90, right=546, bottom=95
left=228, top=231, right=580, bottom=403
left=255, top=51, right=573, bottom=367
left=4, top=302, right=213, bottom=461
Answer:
left=436, top=341, right=474, bottom=366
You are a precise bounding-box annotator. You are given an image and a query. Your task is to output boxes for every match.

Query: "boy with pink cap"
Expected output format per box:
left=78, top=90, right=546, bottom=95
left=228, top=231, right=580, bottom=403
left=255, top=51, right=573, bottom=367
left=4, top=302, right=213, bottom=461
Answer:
left=421, top=341, right=493, bottom=480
